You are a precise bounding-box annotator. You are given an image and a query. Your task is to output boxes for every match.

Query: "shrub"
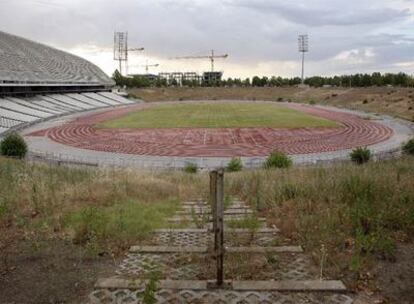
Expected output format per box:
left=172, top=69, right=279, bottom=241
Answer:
left=264, top=151, right=292, bottom=169
left=0, top=132, right=28, bottom=159
left=309, top=100, right=316, bottom=105
left=402, top=138, right=414, bottom=155
left=350, top=147, right=371, bottom=165
left=184, top=162, right=198, bottom=173
left=226, top=157, right=243, bottom=172
left=363, top=99, right=368, bottom=104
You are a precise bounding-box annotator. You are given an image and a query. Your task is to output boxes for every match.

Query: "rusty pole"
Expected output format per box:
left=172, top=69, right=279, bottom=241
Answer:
left=216, top=169, right=224, bottom=286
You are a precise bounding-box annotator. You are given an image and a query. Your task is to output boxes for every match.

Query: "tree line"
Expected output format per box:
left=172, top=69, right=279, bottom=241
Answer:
left=112, top=70, right=414, bottom=88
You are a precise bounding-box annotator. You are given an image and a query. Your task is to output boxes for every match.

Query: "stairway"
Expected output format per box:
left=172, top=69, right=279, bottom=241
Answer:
left=89, top=199, right=353, bottom=304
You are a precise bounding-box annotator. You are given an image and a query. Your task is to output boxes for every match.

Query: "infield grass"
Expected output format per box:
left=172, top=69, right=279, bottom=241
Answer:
left=97, top=102, right=338, bottom=129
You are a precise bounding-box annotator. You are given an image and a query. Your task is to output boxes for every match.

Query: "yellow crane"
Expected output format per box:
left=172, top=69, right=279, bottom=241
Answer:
left=171, top=50, right=228, bottom=72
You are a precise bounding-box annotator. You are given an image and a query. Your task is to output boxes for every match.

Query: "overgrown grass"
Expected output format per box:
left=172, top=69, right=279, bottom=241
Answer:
left=65, top=200, right=179, bottom=248
left=0, top=157, right=205, bottom=256
left=227, top=216, right=262, bottom=231
left=1, top=155, right=414, bottom=281
left=227, top=157, right=414, bottom=277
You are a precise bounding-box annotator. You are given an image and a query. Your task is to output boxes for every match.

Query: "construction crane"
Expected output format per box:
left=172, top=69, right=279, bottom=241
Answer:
left=136, top=60, right=159, bottom=73
left=171, top=50, right=228, bottom=72
left=113, top=32, right=144, bottom=75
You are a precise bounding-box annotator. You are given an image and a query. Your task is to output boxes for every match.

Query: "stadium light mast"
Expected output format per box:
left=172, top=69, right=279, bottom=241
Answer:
left=113, top=32, right=144, bottom=76
left=298, top=34, right=309, bottom=85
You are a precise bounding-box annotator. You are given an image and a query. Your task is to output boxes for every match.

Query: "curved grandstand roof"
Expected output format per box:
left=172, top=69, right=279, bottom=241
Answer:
left=0, top=31, right=114, bottom=86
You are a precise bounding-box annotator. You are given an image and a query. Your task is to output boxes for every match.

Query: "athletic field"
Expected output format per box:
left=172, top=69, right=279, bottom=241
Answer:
left=97, top=102, right=338, bottom=129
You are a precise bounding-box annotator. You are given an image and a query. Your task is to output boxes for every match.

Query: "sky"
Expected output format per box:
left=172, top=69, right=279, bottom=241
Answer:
left=0, top=0, right=413, bottom=78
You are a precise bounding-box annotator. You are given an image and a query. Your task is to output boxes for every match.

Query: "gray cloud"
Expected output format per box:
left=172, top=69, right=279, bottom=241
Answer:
left=226, top=0, right=411, bottom=27
left=0, top=0, right=413, bottom=77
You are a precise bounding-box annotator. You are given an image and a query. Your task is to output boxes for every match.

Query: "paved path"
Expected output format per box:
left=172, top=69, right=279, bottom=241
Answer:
left=88, top=199, right=353, bottom=304
left=22, top=101, right=414, bottom=169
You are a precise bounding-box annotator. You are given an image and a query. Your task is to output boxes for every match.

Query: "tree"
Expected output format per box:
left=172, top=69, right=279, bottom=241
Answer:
left=112, top=69, right=124, bottom=86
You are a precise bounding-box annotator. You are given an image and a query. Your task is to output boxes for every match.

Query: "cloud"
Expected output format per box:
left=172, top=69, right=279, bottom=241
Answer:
left=0, top=0, right=413, bottom=77
left=226, top=0, right=411, bottom=27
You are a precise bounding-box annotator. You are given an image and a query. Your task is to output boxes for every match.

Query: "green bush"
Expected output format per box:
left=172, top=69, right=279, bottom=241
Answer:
left=264, top=151, right=292, bottom=169
left=402, top=138, right=414, bottom=155
left=350, top=147, right=371, bottom=165
left=309, top=100, right=316, bottom=105
left=184, top=162, right=198, bottom=173
left=0, top=132, right=28, bottom=159
left=226, top=157, right=243, bottom=172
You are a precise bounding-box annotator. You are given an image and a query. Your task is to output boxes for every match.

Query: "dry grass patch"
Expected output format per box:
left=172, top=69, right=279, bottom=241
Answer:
left=129, top=87, right=414, bottom=121
left=226, top=158, right=414, bottom=281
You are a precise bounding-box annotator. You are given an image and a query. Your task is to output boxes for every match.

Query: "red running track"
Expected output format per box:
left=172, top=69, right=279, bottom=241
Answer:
left=29, top=102, right=393, bottom=157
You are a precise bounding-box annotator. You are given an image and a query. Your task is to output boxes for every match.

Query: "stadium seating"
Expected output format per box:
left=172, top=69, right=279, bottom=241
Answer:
left=0, top=31, right=135, bottom=137
left=0, top=92, right=136, bottom=136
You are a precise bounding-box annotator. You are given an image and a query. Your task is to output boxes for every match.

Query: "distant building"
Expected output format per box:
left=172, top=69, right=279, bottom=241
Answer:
left=128, top=74, right=159, bottom=82
left=203, top=72, right=223, bottom=84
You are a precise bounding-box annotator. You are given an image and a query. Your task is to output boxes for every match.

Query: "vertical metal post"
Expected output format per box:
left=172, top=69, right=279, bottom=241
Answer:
left=216, top=169, right=224, bottom=286
left=210, top=171, right=217, bottom=234
left=209, top=169, right=225, bottom=287
left=301, top=51, right=305, bottom=85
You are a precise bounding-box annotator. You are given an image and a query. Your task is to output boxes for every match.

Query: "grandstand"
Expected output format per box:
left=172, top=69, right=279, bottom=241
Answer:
left=0, top=30, right=134, bottom=136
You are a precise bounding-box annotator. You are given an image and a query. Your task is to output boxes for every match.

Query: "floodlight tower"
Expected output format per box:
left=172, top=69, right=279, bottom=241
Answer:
left=298, top=34, right=309, bottom=85
left=113, top=32, right=144, bottom=75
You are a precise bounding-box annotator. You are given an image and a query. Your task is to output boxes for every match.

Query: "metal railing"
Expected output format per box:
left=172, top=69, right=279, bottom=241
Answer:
left=26, top=147, right=403, bottom=170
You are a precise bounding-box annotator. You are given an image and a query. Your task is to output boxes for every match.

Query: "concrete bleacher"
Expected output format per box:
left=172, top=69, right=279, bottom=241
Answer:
left=0, top=31, right=137, bottom=137
left=0, top=92, right=136, bottom=136
left=82, top=93, right=122, bottom=106
left=7, top=97, right=62, bottom=115
left=1, top=98, right=52, bottom=118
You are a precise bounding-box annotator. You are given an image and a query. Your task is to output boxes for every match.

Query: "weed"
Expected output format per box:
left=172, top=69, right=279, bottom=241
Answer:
left=184, top=163, right=198, bottom=174
left=265, top=253, right=278, bottom=265
left=141, top=269, right=161, bottom=304
left=227, top=216, right=261, bottom=232
left=224, top=194, right=232, bottom=210
left=264, top=151, right=292, bottom=169
left=319, top=244, right=328, bottom=279
left=402, top=138, right=414, bottom=155
left=350, top=147, right=371, bottom=164
left=190, top=206, right=209, bottom=229
left=226, top=157, right=243, bottom=172
left=281, top=183, right=300, bottom=200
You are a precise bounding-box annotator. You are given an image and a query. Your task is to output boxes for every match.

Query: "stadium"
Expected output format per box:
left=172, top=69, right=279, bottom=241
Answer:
left=0, top=31, right=412, bottom=169
left=1, top=27, right=414, bottom=304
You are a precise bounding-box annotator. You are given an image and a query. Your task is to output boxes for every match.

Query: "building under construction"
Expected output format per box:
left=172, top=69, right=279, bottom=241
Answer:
left=158, top=71, right=223, bottom=86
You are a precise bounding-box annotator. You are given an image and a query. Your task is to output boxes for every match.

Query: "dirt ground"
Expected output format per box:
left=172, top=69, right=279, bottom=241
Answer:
left=374, top=242, right=414, bottom=303
left=1, top=237, right=410, bottom=304
left=0, top=239, right=116, bottom=304
left=129, top=86, right=414, bottom=122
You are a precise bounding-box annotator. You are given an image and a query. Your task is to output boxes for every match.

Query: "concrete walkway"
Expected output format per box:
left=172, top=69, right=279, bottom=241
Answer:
left=88, top=199, right=353, bottom=304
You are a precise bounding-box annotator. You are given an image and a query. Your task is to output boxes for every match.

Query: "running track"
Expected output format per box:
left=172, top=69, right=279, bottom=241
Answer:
left=28, top=102, right=393, bottom=157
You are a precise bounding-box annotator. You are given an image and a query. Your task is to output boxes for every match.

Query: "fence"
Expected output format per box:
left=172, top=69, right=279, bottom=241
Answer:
left=26, top=146, right=403, bottom=170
